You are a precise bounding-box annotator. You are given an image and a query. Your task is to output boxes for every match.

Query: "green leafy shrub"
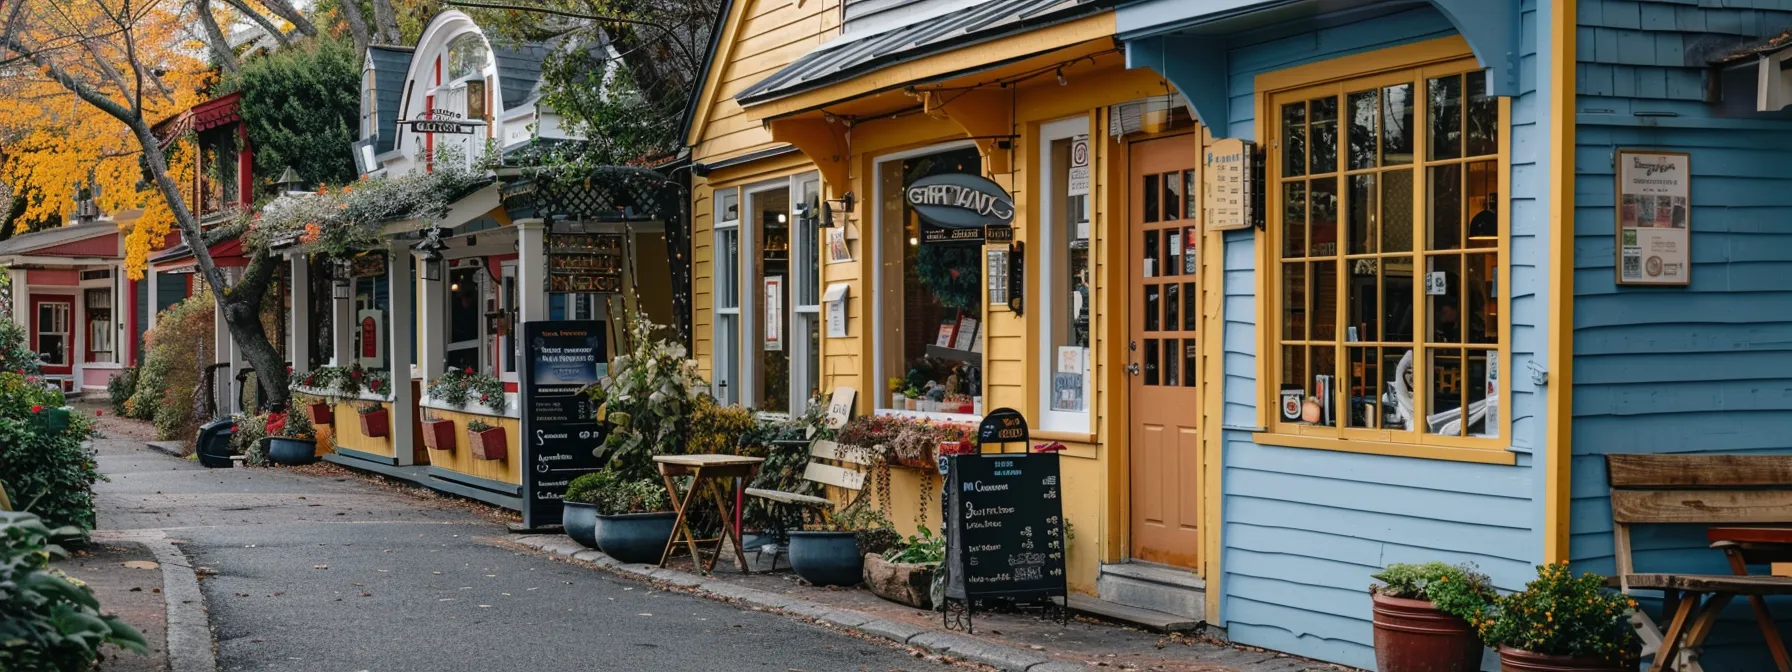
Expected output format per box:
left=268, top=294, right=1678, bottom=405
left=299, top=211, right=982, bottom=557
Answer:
left=564, top=471, right=669, bottom=515
left=686, top=398, right=758, bottom=456
left=127, top=291, right=212, bottom=440
left=885, top=527, right=945, bottom=565
left=106, top=367, right=137, bottom=416
left=1477, top=562, right=1640, bottom=663
left=428, top=368, right=507, bottom=412
left=588, top=312, right=706, bottom=482
left=0, top=373, right=99, bottom=530
left=1371, top=561, right=1496, bottom=624
left=220, top=37, right=360, bottom=188
left=0, top=511, right=149, bottom=671
left=0, top=319, right=41, bottom=376
left=741, top=405, right=827, bottom=539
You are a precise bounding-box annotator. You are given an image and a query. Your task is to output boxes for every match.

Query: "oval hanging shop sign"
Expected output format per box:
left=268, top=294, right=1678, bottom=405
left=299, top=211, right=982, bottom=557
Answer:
left=906, top=173, right=1015, bottom=229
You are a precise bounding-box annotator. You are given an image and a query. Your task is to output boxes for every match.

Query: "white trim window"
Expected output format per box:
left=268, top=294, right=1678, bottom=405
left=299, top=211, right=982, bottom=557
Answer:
left=445, top=262, right=485, bottom=373
left=872, top=142, right=985, bottom=420
left=713, top=188, right=742, bottom=405
left=37, top=301, right=71, bottom=366
left=790, top=176, right=823, bottom=413
left=499, top=261, right=519, bottom=381
left=1037, top=117, right=1094, bottom=432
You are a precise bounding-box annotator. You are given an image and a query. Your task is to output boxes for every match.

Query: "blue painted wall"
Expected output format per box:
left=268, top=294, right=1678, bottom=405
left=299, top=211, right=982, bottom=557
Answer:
left=1570, top=1, right=1792, bottom=668
left=1120, top=2, right=1553, bottom=669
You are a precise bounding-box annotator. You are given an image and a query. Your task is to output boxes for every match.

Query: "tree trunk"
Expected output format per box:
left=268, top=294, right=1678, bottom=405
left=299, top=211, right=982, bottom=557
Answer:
left=369, top=0, right=401, bottom=46
left=336, top=0, right=372, bottom=57
left=250, top=0, right=317, bottom=38
left=195, top=0, right=240, bottom=74
left=223, top=0, right=292, bottom=48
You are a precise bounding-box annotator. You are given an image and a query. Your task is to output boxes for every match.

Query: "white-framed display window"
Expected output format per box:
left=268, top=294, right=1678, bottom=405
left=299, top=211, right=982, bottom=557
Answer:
left=445, top=261, right=485, bottom=373
left=713, top=188, right=741, bottom=405
left=499, top=261, right=519, bottom=382
left=79, top=269, right=118, bottom=365
left=1037, top=116, right=1094, bottom=432
left=790, top=175, right=823, bottom=413
left=872, top=141, right=985, bottom=420
left=37, top=300, right=71, bottom=366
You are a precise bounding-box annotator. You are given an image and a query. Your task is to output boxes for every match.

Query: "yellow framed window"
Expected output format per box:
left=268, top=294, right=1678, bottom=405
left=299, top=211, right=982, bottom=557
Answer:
left=1264, top=54, right=1509, bottom=456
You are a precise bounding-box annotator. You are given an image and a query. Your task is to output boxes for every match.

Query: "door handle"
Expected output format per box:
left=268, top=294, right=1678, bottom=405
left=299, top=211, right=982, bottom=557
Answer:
left=1128, top=363, right=1141, bottom=376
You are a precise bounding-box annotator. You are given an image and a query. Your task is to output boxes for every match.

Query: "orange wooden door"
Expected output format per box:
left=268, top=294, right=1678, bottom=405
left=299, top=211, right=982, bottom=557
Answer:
left=1127, top=134, right=1202, bottom=569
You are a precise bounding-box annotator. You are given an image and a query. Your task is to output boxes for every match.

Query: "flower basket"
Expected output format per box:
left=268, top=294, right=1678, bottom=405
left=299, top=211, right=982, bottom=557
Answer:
left=891, top=443, right=937, bottom=469
left=421, top=419, right=457, bottom=451
left=306, top=402, right=334, bottom=425
left=358, top=407, right=390, bottom=438
left=468, top=425, right=507, bottom=460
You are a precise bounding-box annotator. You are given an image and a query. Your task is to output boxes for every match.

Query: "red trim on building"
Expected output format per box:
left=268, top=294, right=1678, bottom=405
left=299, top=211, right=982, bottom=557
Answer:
left=127, top=279, right=140, bottom=366
left=25, top=233, right=120, bottom=258
left=190, top=92, right=243, bottom=132
left=26, top=269, right=80, bottom=286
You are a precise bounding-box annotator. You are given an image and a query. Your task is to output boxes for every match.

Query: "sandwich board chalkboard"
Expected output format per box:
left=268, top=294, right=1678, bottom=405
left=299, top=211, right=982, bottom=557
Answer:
left=519, top=320, right=609, bottom=530
left=941, top=409, right=1067, bottom=632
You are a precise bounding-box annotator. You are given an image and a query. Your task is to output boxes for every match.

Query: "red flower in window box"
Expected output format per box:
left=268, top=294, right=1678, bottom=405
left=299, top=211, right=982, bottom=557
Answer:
left=30, top=405, right=42, bottom=414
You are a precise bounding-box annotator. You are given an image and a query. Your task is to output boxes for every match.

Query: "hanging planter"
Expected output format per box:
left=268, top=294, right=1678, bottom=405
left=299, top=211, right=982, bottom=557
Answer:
left=357, top=404, right=390, bottom=438
left=421, top=417, right=457, bottom=451
left=466, top=420, right=507, bottom=460
left=306, top=401, right=334, bottom=425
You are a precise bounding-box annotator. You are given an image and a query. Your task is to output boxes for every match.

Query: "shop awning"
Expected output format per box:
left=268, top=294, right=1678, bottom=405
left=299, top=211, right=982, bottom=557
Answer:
left=734, top=0, right=1119, bottom=108
left=1707, top=31, right=1792, bottom=113
left=379, top=182, right=504, bottom=235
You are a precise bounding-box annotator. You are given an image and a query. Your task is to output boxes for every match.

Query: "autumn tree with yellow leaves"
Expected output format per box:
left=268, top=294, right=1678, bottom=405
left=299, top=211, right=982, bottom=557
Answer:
left=1, top=0, right=296, bottom=407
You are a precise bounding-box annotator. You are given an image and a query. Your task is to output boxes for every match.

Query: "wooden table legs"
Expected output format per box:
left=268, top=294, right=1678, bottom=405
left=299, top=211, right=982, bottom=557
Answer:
left=1722, top=547, right=1792, bottom=672
left=656, top=464, right=753, bottom=574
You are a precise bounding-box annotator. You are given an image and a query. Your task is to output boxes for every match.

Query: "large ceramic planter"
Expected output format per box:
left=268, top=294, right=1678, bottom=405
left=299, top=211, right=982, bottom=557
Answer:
left=358, top=408, right=390, bottom=437
left=1497, top=647, right=1629, bottom=672
left=594, top=512, right=677, bottom=564
left=563, top=501, right=600, bottom=549
left=788, top=531, right=863, bottom=587
left=1371, top=593, right=1483, bottom=672
left=421, top=419, right=457, bottom=451
left=306, top=402, right=333, bottom=425
left=863, top=552, right=936, bottom=609
left=267, top=437, right=318, bottom=466
left=468, top=427, right=507, bottom=460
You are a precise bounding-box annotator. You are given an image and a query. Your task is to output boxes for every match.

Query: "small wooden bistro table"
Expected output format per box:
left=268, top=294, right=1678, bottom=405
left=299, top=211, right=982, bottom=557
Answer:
left=1703, top=526, right=1792, bottom=672
left=653, top=454, right=765, bottom=574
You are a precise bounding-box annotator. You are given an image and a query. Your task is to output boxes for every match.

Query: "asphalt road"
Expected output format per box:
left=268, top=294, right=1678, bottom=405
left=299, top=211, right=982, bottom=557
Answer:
left=91, top=418, right=948, bottom=672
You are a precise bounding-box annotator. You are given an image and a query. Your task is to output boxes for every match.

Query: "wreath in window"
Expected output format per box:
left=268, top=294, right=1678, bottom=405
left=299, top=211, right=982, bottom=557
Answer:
left=915, top=242, right=981, bottom=311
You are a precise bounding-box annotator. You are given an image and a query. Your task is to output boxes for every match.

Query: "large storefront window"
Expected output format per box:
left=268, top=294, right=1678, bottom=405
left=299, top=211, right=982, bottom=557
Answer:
left=712, top=175, right=822, bottom=414
left=876, top=145, right=985, bottom=415
left=1270, top=58, right=1504, bottom=446
left=446, top=265, right=482, bottom=372
left=713, top=189, right=741, bottom=405
left=1040, top=118, right=1093, bottom=430
left=352, top=254, right=391, bottom=371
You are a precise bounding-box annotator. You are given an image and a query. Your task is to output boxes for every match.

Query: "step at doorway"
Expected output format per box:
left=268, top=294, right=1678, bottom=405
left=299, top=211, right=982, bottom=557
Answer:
left=1098, top=562, right=1206, bottom=621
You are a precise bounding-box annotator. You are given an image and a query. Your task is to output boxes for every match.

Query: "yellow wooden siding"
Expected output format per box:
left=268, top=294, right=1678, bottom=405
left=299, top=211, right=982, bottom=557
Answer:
left=423, top=409, right=523, bottom=485
left=689, top=0, right=840, bottom=165
left=331, top=401, right=396, bottom=458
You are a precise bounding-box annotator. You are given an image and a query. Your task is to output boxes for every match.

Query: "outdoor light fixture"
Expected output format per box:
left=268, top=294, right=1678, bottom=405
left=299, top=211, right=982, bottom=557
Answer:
left=820, top=191, right=855, bottom=228
left=414, top=226, right=448, bottom=282
left=1056, top=69, right=1068, bottom=86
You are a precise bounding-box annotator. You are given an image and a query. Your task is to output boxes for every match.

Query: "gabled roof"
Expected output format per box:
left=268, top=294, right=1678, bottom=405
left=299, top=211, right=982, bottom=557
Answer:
left=735, top=0, right=1117, bottom=107
left=490, top=34, right=553, bottom=111
left=191, top=92, right=243, bottom=132
left=0, top=220, right=119, bottom=257
left=368, top=45, right=415, bottom=155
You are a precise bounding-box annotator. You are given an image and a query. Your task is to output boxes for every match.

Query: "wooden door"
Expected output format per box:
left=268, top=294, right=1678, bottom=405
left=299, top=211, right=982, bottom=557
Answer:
left=1127, top=135, right=1202, bottom=569
left=31, top=296, right=74, bottom=375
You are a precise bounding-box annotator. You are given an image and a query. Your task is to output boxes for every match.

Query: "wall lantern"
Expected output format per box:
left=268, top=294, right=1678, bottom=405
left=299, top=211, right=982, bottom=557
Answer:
left=414, top=226, right=447, bottom=282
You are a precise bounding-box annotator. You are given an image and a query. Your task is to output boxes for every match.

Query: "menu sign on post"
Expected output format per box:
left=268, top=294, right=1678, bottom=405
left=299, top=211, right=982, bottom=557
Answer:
left=1204, top=138, right=1257, bottom=231
left=520, top=320, right=609, bottom=530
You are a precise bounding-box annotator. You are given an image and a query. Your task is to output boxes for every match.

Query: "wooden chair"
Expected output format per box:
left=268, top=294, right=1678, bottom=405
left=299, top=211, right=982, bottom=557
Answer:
left=1606, top=454, right=1792, bottom=672
left=744, top=439, right=867, bottom=527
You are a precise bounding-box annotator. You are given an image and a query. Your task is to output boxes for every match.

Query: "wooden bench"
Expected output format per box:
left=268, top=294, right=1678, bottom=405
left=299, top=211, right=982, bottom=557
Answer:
left=1607, top=454, right=1792, bottom=672
left=745, top=439, right=868, bottom=526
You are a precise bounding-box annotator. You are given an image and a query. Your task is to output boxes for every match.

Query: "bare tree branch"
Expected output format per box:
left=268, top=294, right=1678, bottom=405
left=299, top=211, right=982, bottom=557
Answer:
left=336, top=0, right=372, bottom=57
left=248, top=0, right=315, bottom=37
left=447, top=0, right=699, bottom=69
left=194, top=0, right=240, bottom=72
left=222, top=0, right=291, bottom=48
left=369, top=0, right=400, bottom=45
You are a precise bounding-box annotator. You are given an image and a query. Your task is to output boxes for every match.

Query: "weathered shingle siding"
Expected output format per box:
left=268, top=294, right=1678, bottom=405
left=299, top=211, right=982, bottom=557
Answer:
left=1571, top=2, right=1792, bottom=669
left=1209, top=4, right=1547, bottom=670
left=369, top=47, right=413, bottom=155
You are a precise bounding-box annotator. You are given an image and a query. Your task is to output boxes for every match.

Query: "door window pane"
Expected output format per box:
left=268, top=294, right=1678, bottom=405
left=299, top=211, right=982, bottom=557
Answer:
left=1143, top=174, right=1160, bottom=223
left=1282, top=102, right=1307, bottom=178
left=1466, top=71, right=1498, bottom=157
left=1283, top=181, right=1307, bottom=259
left=1428, top=74, right=1462, bottom=160
left=1348, top=174, right=1377, bottom=255
left=1347, top=89, right=1378, bottom=171
left=1382, top=83, right=1414, bottom=165
left=754, top=188, right=791, bottom=414
left=1309, top=96, right=1338, bottom=175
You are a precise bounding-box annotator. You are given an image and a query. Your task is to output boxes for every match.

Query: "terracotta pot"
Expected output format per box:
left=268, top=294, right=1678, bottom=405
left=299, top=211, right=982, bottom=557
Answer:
left=307, top=402, right=334, bottom=425
left=468, top=426, right=507, bottom=460
left=1497, top=647, right=1628, bottom=672
left=358, top=408, right=389, bottom=437
left=421, top=419, right=456, bottom=451
left=1371, top=593, right=1484, bottom=672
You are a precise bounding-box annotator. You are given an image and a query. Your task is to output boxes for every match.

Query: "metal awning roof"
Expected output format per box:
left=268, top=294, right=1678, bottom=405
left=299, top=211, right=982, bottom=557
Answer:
left=734, top=0, right=1117, bottom=107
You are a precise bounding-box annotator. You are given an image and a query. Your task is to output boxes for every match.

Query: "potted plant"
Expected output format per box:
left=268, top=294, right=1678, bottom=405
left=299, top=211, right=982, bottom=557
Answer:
left=357, top=402, right=389, bottom=438
left=864, top=527, right=944, bottom=609
left=266, top=405, right=319, bottom=466
left=789, top=499, right=895, bottom=587
left=1478, top=562, right=1640, bottom=672
left=420, top=410, right=456, bottom=451
left=1369, top=562, right=1495, bottom=672
left=561, top=472, right=605, bottom=550
left=466, top=419, right=506, bottom=460
left=587, top=473, right=677, bottom=564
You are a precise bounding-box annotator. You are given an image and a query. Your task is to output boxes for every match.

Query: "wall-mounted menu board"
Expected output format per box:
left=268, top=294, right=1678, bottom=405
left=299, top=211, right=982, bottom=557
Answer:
left=549, top=233, right=624, bottom=292
left=944, top=452, right=1067, bottom=605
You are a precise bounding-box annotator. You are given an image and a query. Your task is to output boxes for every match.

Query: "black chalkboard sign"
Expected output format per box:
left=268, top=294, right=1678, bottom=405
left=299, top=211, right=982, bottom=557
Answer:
left=520, top=320, right=609, bottom=529
left=977, top=408, right=1029, bottom=448
left=943, top=451, right=1067, bottom=630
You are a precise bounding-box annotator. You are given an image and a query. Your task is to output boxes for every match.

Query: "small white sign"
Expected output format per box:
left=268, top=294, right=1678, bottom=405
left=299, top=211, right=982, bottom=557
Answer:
left=1067, top=135, right=1091, bottom=197
left=1205, top=138, right=1256, bottom=231
left=1426, top=271, right=1448, bottom=296
left=823, top=283, right=849, bottom=338
left=764, top=276, right=783, bottom=351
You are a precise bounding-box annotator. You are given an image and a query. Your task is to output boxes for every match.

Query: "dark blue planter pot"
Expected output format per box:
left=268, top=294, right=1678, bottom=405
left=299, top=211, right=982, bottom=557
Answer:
left=594, top=512, right=677, bottom=564
left=788, top=531, right=864, bottom=587
left=267, top=437, right=318, bottom=466
left=563, top=501, right=600, bottom=549
left=195, top=418, right=235, bottom=469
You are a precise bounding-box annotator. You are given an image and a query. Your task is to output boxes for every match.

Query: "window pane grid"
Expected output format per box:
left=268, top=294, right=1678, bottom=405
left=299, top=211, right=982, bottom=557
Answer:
left=1273, top=64, right=1501, bottom=442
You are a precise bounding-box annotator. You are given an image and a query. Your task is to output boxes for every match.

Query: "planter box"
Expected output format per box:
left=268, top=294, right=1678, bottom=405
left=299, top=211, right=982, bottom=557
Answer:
left=1497, top=646, right=1629, bottom=672
left=468, top=426, right=507, bottom=460
left=306, top=402, right=334, bottom=425
left=32, top=407, right=71, bottom=432
left=1371, top=593, right=1482, bottom=672
left=863, top=553, right=937, bottom=609
left=358, top=407, right=390, bottom=437
left=421, top=419, right=457, bottom=451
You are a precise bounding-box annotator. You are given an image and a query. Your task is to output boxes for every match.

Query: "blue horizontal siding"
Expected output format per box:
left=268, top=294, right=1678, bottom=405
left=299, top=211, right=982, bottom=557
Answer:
left=1572, top=4, right=1792, bottom=668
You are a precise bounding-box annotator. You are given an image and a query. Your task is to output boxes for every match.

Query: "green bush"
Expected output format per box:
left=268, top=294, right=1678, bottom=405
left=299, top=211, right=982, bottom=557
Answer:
left=1477, top=562, right=1640, bottom=664
left=0, top=373, right=99, bottom=531
left=1371, top=561, right=1496, bottom=624
left=106, top=368, right=138, bottom=416
left=0, top=320, right=41, bottom=376
left=0, top=511, right=149, bottom=671
left=128, top=292, right=212, bottom=440
left=563, top=471, right=669, bottom=515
